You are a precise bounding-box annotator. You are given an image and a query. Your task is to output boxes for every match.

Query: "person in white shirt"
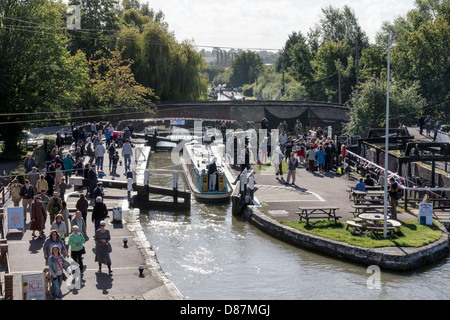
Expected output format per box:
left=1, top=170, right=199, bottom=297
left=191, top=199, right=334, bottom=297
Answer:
left=95, top=141, right=106, bottom=171
left=122, top=139, right=133, bottom=171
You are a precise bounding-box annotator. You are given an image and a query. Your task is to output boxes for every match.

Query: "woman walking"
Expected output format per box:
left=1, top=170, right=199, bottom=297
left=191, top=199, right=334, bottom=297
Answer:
left=51, top=214, right=67, bottom=241
left=68, top=225, right=85, bottom=273
left=316, top=145, right=326, bottom=173
left=47, top=245, right=69, bottom=300
left=95, top=221, right=112, bottom=274
left=30, top=197, right=47, bottom=239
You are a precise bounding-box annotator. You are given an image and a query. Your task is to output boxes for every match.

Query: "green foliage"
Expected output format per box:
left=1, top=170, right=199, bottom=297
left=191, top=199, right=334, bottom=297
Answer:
left=344, top=77, right=426, bottom=135
left=0, top=0, right=89, bottom=153
left=118, top=14, right=208, bottom=101
left=229, top=51, right=264, bottom=87
left=253, top=66, right=308, bottom=101
left=66, top=0, right=122, bottom=60
left=311, top=39, right=354, bottom=103
left=391, top=12, right=450, bottom=109
left=90, top=42, right=156, bottom=112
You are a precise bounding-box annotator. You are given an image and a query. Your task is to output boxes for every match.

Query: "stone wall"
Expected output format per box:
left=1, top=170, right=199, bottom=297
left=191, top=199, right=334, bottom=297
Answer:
left=243, top=206, right=449, bottom=271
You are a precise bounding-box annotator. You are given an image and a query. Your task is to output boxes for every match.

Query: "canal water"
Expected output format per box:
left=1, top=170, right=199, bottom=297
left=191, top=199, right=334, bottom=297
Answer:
left=141, top=151, right=450, bottom=300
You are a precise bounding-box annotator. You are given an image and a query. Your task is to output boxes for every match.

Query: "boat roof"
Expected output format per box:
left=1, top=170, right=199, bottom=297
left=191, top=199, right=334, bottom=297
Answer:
left=184, top=141, right=226, bottom=173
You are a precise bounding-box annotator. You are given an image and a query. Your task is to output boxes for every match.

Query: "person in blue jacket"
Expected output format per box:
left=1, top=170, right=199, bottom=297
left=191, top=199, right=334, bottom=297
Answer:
left=316, top=145, right=326, bottom=173
left=354, top=178, right=366, bottom=192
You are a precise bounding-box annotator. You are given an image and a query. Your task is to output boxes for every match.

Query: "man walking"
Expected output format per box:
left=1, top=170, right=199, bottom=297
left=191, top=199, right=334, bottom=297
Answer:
left=122, top=139, right=133, bottom=172
left=95, top=141, right=106, bottom=171
left=20, top=180, right=35, bottom=222
left=286, top=152, right=298, bottom=185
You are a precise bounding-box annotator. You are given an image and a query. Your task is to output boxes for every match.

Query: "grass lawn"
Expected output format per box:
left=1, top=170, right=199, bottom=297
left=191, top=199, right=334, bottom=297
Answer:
left=279, top=219, right=443, bottom=248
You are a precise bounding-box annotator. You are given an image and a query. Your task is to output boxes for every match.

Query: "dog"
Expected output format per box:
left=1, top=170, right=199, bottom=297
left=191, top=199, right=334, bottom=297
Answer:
left=43, top=268, right=52, bottom=296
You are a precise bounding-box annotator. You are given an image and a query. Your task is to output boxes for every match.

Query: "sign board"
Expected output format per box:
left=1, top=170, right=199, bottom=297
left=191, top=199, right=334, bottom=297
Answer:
left=22, top=273, right=46, bottom=300
left=8, top=207, right=24, bottom=234
left=113, top=207, right=122, bottom=222
left=170, top=119, right=185, bottom=126
left=70, top=177, right=84, bottom=186
left=419, top=202, right=433, bottom=225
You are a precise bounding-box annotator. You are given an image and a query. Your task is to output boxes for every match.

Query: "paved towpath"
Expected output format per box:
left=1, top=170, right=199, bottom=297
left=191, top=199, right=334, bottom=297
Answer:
left=3, top=135, right=183, bottom=300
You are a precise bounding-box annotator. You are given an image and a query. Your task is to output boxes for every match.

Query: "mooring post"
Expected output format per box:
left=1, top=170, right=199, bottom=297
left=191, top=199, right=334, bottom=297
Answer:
left=173, top=171, right=179, bottom=206
left=127, top=177, right=133, bottom=202
left=144, top=169, right=150, bottom=199
left=248, top=173, right=254, bottom=203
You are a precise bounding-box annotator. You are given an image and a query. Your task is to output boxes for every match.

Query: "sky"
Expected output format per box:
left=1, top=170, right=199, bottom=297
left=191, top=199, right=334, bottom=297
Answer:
left=143, top=0, right=417, bottom=51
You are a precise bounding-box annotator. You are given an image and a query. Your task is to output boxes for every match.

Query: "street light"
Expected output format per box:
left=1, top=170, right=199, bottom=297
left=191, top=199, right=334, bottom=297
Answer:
left=383, top=26, right=392, bottom=239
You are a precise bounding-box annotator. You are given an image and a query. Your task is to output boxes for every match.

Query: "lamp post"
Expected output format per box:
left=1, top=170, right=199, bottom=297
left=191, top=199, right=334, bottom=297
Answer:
left=383, top=26, right=392, bottom=239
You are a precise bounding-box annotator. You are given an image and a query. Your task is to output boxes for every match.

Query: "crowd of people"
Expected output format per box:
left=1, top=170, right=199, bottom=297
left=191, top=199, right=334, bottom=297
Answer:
left=224, top=117, right=348, bottom=187
left=8, top=121, right=133, bottom=300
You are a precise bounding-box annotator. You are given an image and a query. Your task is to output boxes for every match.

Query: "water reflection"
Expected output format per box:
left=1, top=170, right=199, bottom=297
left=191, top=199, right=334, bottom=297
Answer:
left=141, top=152, right=450, bottom=300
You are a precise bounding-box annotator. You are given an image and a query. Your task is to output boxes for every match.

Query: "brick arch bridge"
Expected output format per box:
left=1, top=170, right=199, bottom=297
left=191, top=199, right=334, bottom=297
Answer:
left=153, top=100, right=349, bottom=134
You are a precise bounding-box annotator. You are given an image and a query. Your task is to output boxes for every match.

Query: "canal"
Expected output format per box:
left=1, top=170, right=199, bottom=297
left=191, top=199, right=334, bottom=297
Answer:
left=140, top=151, right=450, bottom=300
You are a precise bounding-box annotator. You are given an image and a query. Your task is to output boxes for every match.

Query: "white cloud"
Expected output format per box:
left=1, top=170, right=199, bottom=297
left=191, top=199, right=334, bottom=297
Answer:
left=139, top=0, right=416, bottom=49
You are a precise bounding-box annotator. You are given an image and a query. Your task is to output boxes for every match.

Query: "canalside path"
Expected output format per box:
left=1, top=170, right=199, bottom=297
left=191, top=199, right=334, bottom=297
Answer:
left=2, top=137, right=183, bottom=300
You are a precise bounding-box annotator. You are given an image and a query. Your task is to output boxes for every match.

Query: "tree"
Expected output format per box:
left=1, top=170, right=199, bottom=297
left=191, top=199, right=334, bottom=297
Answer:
left=310, top=5, right=369, bottom=53
left=310, top=39, right=354, bottom=103
left=229, top=51, right=264, bottom=87
left=118, top=8, right=207, bottom=101
left=359, top=45, right=387, bottom=82
left=345, top=78, right=426, bottom=135
left=276, top=31, right=313, bottom=84
left=0, top=0, right=89, bottom=153
left=90, top=43, right=156, bottom=112
left=66, top=0, right=122, bottom=60
left=254, top=66, right=308, bottom=101
left=391, top=5, right=450, bottom=109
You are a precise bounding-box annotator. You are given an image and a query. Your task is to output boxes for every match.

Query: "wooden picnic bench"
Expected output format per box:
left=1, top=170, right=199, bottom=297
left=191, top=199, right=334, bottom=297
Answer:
left=365, top=220, right=402, bottom=237
left=350, top=190, right=385, bottom=203
left=297, top=206, right=341, bottom=225
left=357, top=198, right=385, bottom=205
left=347, top=185, right=382, bottom=199
left=352, top=205, right=391, bottom=217
left=346, top=219, right=401, bottom=236
left=345, top=220, right=364, bottom=234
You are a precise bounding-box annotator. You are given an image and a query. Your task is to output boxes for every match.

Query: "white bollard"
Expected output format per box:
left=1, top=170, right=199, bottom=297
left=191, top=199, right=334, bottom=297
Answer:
left=173, top=171, right=179, bottom=189
left=144, top=169, right=150, bottom=186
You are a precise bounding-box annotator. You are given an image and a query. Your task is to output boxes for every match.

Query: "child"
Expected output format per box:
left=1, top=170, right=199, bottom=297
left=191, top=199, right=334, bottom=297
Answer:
left=57, top=177, right=68, bottom=201
left=112, top=151, right=120, bottom=174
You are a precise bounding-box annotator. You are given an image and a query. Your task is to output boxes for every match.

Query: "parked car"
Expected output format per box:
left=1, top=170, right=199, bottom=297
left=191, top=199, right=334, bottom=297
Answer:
left=23, top=131, right=38, bottom=150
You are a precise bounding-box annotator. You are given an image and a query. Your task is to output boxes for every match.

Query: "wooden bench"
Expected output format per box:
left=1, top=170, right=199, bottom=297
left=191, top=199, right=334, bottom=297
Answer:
left=345, top=220, right=364, bottom=234
left=351, top=190, right=385, bottom=204
left=297, top=206, right=341, bottom=225
left=365, top=219, right=402, bottom=237
left=348, top=185, right=382, bottom=199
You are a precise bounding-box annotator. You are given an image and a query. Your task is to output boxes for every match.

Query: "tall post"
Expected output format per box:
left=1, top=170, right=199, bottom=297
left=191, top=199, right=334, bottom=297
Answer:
left=383, top=26, right=392, bottom=239
left=173, top=171, right=179, bottom=206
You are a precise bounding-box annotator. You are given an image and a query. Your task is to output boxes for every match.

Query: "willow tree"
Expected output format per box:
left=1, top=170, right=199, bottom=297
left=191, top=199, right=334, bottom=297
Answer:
left=118, top=9, right=208, bottom=101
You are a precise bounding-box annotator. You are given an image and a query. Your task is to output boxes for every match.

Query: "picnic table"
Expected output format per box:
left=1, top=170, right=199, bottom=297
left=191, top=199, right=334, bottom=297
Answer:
left=297, top=206, right=341, bottom=225
left=358, top=214, right=401, bottom=236
left=346, top=214, right=401, bottom=236
left=347, top=185, right=382, bottom=199
left=352, top=204, right=391, bottom=217
left=350, top=190, right=386, bottom=204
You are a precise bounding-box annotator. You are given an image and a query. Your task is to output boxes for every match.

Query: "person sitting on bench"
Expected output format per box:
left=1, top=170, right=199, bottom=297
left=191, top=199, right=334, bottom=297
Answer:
left=354, top=178, right=366, bottom=192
